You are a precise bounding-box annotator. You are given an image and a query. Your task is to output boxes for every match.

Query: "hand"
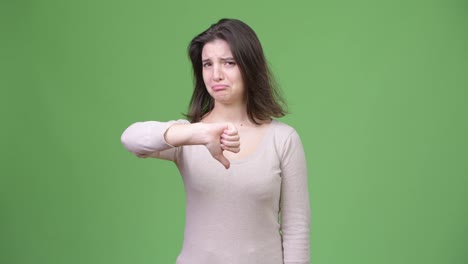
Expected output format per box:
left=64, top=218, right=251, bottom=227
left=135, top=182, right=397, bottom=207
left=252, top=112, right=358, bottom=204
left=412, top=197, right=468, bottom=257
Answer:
left=204, top=122, right=240, bottom=169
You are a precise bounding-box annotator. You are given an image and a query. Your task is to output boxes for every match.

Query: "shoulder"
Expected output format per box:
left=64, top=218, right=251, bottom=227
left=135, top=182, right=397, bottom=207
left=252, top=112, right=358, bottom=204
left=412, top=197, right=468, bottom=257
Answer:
left=270, top=120, right=307, bottom=166
left=270, top=119, right=300, bottom=140
left=269, top=119, right=304, bottom=155
left=173, top=119, right=191, bottom=124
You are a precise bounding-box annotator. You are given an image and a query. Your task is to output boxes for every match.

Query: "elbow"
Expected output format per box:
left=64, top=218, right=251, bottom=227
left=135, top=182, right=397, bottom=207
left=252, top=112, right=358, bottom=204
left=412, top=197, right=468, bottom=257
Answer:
left=121, top=120, right=175, bottom=155
left=120, top=127, right=134, bottom=152
left=120, top=122, right=153, bottom=154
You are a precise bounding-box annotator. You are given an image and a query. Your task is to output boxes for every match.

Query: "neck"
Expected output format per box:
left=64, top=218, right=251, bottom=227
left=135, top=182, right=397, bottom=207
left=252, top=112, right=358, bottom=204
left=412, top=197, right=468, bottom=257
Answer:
left=204, top=102, right=251, bottom=124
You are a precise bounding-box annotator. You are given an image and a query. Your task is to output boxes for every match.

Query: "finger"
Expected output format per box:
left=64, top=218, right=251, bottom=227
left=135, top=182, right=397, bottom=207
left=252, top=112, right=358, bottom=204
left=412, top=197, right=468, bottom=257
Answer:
left=215, top=154, right=230, bottom=169
left=224, top=122, right=238, bottom=135
left=226, top=122, right=237, bottom=131
left=223, top=129, right=238, bottom=136
left=221, top=133, right=240, bottom=141
left=222, top=146, right=240, bottom=153
left=220, top=139, right=240, bottom=148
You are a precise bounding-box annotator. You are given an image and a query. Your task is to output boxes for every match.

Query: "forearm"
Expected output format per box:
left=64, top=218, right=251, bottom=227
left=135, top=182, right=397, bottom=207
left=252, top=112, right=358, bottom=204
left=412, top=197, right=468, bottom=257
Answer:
left=281, top=130, right=311, bottom=263
left=121, top=120, right=187, bottom=155
left=121, top=120, right=235, bottom=166
left=164, top=122, right=210, bottom=147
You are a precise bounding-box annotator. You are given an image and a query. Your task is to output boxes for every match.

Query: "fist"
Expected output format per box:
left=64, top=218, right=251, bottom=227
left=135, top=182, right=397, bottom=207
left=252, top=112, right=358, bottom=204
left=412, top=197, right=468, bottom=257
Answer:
left=204, top=122, right=240, bottom=169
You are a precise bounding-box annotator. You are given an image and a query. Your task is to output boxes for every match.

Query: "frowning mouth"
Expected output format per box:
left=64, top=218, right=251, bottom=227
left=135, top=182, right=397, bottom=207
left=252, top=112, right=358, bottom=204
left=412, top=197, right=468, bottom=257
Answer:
left=212, top=85, right=228, bottom=91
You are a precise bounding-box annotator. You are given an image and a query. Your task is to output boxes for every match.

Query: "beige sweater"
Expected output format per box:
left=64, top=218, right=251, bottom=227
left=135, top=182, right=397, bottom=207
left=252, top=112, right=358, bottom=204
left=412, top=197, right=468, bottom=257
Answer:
left=121, top=119, right=310, bottom=264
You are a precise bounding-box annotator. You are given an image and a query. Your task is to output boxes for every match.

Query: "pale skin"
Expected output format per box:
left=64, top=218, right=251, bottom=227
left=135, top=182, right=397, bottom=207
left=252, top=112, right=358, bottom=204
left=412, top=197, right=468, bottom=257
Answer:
left=140, top=39, right=270, bottom=169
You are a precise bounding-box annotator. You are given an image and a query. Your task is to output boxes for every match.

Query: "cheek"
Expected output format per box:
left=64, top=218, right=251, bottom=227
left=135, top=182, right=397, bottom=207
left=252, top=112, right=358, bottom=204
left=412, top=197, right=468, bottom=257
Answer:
left=234, top=72, right=244, bottom=87
left=233, top=69, right=243, bottom=83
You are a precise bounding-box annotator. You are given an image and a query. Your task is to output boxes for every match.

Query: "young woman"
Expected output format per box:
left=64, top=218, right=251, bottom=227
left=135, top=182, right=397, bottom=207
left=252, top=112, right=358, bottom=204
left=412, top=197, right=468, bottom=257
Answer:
left=121, top=18, right=310, bottom=264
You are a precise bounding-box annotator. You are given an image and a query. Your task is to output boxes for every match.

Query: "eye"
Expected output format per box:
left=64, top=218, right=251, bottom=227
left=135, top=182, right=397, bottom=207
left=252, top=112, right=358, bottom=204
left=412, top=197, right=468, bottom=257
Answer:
left=225, top=61, right=236, bottom=66
left=203, top=62, right=212, bottom=68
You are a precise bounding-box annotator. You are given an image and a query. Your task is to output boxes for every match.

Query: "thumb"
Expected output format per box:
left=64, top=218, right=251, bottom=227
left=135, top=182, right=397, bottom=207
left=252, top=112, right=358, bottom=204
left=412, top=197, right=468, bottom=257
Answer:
left=214, top=154, right=230, bottom=169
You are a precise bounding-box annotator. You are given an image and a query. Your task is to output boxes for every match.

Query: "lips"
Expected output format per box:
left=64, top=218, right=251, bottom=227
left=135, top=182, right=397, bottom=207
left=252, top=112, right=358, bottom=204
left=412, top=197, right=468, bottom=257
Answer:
left=212, top=85, right=228, bottom=91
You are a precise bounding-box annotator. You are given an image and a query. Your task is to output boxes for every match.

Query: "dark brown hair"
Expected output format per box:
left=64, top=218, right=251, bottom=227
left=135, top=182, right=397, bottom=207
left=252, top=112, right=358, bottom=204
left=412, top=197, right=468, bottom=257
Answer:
left=186, top=18, right=287, bottom=124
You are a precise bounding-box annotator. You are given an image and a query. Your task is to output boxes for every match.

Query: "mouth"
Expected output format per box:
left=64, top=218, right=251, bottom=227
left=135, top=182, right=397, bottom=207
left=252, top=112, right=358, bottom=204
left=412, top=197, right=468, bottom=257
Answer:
left=212, top=85, right=228, bottom=91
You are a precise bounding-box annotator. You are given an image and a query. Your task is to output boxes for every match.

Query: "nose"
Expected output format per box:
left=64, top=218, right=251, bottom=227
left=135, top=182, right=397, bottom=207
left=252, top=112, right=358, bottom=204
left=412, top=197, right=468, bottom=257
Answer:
left=213, top=65, right=223, bottom=81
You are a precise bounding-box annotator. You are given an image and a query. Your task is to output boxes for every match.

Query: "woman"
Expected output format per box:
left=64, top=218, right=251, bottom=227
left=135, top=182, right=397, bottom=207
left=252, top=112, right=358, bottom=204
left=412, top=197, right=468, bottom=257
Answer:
left=121, top=18, right=310, bottom=264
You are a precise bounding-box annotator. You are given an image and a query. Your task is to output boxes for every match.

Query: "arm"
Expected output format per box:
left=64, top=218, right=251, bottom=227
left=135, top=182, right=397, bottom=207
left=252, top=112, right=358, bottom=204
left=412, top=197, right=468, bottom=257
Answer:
left=280, top=130, right=311, bottom=264
left=120, top=120, right=182, bottom=160
left=120, top=120, right=240, bottom=168
left=164, top=122, right=240, bottom=168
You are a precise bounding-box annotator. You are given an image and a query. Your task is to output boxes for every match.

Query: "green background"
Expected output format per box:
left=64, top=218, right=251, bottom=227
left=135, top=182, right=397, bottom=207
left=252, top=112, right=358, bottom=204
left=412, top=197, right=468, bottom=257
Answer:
left=2, top=0, right=467, bottom=263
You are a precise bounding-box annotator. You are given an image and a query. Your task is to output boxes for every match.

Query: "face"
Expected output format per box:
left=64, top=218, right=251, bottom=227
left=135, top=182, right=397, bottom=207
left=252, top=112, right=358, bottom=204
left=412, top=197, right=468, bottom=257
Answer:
left=201, top=39, right=245, bottom=106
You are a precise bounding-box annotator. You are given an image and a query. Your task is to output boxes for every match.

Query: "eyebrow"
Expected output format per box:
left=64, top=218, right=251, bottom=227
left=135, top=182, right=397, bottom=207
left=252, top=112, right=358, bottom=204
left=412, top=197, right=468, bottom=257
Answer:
left=202, top=57, right=235, bottom=63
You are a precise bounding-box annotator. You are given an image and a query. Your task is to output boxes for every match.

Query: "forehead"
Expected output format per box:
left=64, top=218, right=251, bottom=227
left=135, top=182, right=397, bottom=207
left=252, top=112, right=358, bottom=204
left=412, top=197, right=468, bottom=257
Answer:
left=201, top=39, right=233, bottom=59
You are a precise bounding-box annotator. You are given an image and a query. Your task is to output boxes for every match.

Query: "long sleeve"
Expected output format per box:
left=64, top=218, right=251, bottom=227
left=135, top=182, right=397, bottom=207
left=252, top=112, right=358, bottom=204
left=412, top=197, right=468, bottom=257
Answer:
left=280, top=129, right=311, bottom=264
left=120, top=120, right=189, bottom=160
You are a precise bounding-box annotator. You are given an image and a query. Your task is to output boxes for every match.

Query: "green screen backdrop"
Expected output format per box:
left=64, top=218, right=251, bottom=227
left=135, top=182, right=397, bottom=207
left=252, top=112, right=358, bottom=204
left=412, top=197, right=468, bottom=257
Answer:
left=1, top=0, right=467, bottom=263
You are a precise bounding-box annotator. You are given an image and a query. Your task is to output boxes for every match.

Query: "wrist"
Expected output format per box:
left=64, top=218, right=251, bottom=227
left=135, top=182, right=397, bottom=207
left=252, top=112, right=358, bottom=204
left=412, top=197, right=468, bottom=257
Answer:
left=190, top=122, right=212, bottom=145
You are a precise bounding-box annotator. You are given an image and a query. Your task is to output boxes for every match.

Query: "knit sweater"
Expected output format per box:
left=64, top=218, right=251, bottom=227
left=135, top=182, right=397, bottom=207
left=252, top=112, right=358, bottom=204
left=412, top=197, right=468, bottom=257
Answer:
left=121, top=119, right=310, bottom=264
